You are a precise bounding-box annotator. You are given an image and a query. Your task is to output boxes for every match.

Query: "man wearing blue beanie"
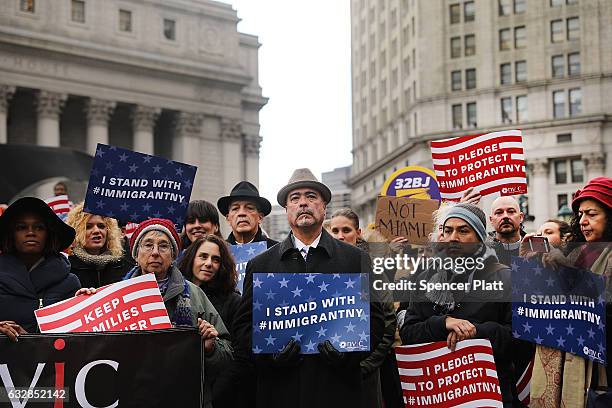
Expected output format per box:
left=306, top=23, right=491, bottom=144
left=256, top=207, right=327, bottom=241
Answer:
left=399, top=202, right=516, bottom=407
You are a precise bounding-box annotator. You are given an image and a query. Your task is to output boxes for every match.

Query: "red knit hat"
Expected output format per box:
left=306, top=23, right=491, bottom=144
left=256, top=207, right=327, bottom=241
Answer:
left=572, top=177, right=612, bottom=212
left=129, top=218, right=181, bottom=259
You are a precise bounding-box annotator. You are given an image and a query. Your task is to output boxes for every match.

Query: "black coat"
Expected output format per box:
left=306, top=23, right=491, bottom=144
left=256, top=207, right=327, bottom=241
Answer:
left=201, top=287, right=241, bottom=340
left=229, top=229, right=385, bottom=408
left=399, top=258, right=514, bottom=405
left=68, top=251, right=132, bottom=288
left=0, top=253, right=80, bottom=333
left=226, top=226, right=279, bottom=249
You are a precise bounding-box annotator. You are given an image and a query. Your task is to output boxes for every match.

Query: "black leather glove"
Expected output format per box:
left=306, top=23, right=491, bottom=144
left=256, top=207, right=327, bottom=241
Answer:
left=271, top=339, right=302, bottom=368
left=317, top=340, right=347, bottom=367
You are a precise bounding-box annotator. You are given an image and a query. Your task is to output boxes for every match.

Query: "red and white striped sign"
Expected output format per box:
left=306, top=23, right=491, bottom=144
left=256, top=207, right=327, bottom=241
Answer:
left=35, top=274, right=171, bottom=333
left=430, top=130, right=527, bottom=201
left=124, top=222, right=139, bottom=239
left=44, top=194, right=71, bottom=215
left=516, top=357, right=533, bottom=406
left=396, top=339, right=503, bottom=408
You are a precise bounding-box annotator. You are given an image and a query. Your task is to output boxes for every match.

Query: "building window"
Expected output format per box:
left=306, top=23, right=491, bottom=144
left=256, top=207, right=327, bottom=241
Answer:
left=557, top=133, right=572, bottom=143
left=464, top=34, right=476, bottom=56
left=557, top=194, right=568, bottom=210
left=450, top=3, right=461, bottom=24
left=515, top=60, right=527, bottom=82
left=452, top=104, right=463, bottom=128
left=514, top=0, right=526, bottom=13
left=451, top=70, right=462, bottom=91
left=119, top=9, right=132, bottom=32
left=571, top=159, right=584, bottom=183
left=551, top=20, right=563, bottom=43
left=451, top=37, right=462, bottom=58
left=19, top=0, right=34, bottom=12
left=501, top=97, right=513, bottom=123
left=569, top=88, right=582, bottom=116
left=500, top=63, right=512, bottom=85
left=567, top=17, right=580, bottom=40
left=163, top=18, right=176, bottom=41
left=568, top=52, right=580, bottom=76
left=71, top=0, right=85, bottom=23
left=464, top=1, right=475, bottom=22
left=551, top=0, right=564, bottom=6
left=567, top=0, right=578, bottom=3
left=516, top=95, right=528, bottom=122
left=514, top=26, right=526, bottom=48
left=499, top=0, right=512, bottom=16
left=555, top=160, right=567, bottom=184
left=499, top=28, right=512, bottom=50
left=552, top=55, right=564, bottom=77
left=553, top=90, right=566, bottom=118
left=466, top=68, right=477, bottom=89
left=467, top=102, right=477, bottom=128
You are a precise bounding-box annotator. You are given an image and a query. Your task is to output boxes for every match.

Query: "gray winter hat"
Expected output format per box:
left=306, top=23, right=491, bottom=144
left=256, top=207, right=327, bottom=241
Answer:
left=277, top=168, right=332, bottom=207
left=442, top=203, right=487, bottom=242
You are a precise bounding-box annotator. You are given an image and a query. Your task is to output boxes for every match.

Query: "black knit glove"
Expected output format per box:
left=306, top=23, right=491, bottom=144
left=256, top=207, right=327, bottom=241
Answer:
left=317, top=340, right=347, bottom=367
left=271, top=339, right=302, bottom=368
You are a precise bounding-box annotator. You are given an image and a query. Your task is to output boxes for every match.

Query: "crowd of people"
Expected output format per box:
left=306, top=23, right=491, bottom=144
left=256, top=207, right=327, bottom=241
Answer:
left=0, top=171, right=610, bottom=407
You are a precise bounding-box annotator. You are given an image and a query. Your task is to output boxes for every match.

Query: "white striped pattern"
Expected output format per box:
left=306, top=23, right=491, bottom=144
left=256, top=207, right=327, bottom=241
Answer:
left=123, top=288, right=161, bottom=303
left=44, top=319, right=83, bottom=333
left=398, top=368, right=424, bottom=376
left=149, top=316, right=171, bottom=326
left=141, top=302, right=167, bottom=312
left=453, top=399, right=504, bottom=408
left=401, top=382, right=417, bottom=391
left=431, top=130, right=522, bottom=153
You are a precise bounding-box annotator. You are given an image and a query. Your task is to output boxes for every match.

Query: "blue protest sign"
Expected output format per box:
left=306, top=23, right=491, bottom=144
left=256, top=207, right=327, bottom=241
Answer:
left=252, top=273, right=370, bottom=354
left=230, top=242, right=268, bottom=293
left=84, top=144, right=197, bottom=225
left=511, top=257, right=606, bottom=364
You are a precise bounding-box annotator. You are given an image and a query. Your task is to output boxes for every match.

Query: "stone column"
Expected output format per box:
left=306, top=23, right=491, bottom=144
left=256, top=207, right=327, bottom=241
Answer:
left=583, top=152, right=606, bottom=180
left=85, top=98, right=116, bottom=155
left=529, top=158, right=550, bottom=227
left=173, top=111, right=204, bottom=164
left=36, top=91, right=67, bottom=147
left=243, top=134, right=262, bottom=186
left=220, top=118, right=243, bottom=192
left=398, top=118, right=408, bottom=146
left=132, top=105, right=160, bottom=154
left=0, top=85, right=16, bottom=144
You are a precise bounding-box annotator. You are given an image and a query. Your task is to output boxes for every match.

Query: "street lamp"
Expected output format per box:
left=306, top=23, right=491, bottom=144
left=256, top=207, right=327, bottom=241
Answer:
left=557, top=204, right=573, bottom=222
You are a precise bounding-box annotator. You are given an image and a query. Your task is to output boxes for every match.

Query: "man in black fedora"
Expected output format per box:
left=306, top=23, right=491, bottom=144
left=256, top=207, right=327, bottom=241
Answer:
left=229, top=168, right=385, bottom=408
left=217, top=181, right=278, bottom=248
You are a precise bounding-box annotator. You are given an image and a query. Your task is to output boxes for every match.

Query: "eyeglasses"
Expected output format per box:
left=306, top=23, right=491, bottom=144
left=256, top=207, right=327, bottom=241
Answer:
left=140, top=242, right=172, bottom=254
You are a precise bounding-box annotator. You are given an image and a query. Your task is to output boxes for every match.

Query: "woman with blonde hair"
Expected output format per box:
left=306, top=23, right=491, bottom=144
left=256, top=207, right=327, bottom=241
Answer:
left=66, top=203, right=132, bottom=288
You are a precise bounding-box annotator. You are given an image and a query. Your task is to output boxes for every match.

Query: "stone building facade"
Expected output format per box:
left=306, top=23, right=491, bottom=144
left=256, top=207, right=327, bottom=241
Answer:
left=0, top=0, right=267, bottom=205
left=349, top=0, right=611, bottom=229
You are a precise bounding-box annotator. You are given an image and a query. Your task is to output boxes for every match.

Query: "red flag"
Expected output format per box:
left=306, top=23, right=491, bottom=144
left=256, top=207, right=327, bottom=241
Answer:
left=44, top=194, right=71, bottom=215
left=396, top=339, right=503, bottom=407
left=430, top=130, right=527, bottom=201
left=35, top=274, right=171, bottom=333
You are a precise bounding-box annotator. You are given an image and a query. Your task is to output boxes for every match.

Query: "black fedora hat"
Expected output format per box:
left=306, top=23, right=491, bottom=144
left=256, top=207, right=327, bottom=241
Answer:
left=0, top=197, right=76, bottom=250
left=217, top=181, right=272, bottom=216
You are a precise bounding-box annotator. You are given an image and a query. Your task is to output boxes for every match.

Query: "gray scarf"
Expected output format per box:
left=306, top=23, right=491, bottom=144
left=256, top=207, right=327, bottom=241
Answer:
left=72, top=245, right=123, bottom=268
left=425, top=245, right=498, bottom=312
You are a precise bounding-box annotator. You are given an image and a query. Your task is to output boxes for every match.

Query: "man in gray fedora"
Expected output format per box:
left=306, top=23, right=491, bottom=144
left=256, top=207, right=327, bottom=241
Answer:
left=229, top=168, right=385, bottom=408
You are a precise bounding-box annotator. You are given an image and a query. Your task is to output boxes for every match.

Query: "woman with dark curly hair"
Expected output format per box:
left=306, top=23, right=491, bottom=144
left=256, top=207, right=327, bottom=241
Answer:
left=177, top=234, right=240, bottom=338
left=529, top=177, right=612, bottom=408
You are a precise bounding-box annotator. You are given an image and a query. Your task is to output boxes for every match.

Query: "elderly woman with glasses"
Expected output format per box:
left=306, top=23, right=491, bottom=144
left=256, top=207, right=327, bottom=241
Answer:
left=79, top=218, right=232, bottom=408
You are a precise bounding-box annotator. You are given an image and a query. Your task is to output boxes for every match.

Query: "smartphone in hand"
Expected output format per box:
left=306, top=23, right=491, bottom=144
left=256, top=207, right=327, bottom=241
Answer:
left=528, top=236, right=550, bottom=253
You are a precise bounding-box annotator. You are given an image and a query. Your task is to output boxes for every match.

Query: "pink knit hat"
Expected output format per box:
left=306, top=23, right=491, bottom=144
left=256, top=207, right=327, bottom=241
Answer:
left=129, top=218, right=181, bottom=258
left=572, top=177, right=612, bottom=212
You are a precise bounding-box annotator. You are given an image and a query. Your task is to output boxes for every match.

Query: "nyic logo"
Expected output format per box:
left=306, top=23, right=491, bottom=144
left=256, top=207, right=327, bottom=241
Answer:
left=0, top=338, right=119, bottom=408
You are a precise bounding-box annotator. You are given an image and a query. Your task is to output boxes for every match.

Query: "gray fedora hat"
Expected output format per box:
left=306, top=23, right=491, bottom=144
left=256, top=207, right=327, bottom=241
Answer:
left=277, top=168, right=332, bottom=207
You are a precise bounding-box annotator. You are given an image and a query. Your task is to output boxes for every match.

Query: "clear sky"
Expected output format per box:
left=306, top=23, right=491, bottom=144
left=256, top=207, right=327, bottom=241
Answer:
left=219, top=0, right=353, bottom=204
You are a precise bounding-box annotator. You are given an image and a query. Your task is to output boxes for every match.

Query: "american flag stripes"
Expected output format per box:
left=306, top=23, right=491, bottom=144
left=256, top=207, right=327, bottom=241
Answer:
left=35, top=274, right=171, bottom=333
left=44, top=194, right=72, bottom=215
left=430, top=130, right=527, bottom=201
left=396, top=339, right=503, bottom=407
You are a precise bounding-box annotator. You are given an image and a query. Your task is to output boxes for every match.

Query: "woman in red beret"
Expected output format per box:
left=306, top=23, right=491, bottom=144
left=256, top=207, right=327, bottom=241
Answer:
left=529, top=177, right=611, bottom=408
